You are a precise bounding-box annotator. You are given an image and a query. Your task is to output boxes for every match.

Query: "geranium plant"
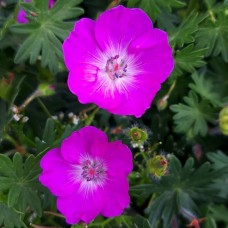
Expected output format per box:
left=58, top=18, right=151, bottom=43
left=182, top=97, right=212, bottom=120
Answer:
left=0, top=0, right=227, bottom=227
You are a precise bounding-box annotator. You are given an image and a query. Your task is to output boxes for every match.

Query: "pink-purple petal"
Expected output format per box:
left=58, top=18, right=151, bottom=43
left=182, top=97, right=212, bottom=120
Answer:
left=63, top=18, right=99, bottom=71
left=17, top=0, right=54, bottom=24
left=60, top=126, right=108, bottom=163
left=57, top=193, right=83, bottom=224
left=57, top=188, right=105, bottom=224
left=39, top=149, right=80, bottom=196
left=95, top=5, right=153, bottom=50
left=16, top=10, right=28, bottom=24
left=104, top=141, right=133, bottom=176
left=128, top=29, right=174, bottom=83
left=39, top=126, right=132, bottom=224
left=68, top=65, right=126, bottom=109
left=107, top=76, right=161, bottom=117
left=102, top=176, right=130, bottom=217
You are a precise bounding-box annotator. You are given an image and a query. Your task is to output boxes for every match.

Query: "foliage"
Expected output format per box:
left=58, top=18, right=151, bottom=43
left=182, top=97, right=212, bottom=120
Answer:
left=0, top=0, right=228, bottom=227
left=10, top=0, right=84, bottom=73
left=0, top=153, right=42, bottom=227
left=131, top=155, right=227, bottom=227
left=170, top=91, right=214, bottom=137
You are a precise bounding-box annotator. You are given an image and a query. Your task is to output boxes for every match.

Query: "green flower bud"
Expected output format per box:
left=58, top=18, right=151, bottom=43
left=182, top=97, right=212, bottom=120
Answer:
left=157, top=95, right=168, bottom=111
left=219, top=106, right=228, bottom=135
left=38, top=83, right=55, bottom=96
left=147, top=155, right=168, bottom=179
left=129, top=127, right=148, bottom=145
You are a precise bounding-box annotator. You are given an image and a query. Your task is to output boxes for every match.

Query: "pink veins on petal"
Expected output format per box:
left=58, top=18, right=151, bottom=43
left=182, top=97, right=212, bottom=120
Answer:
left=63, top=5, right=174, bottom=117
left=39, top=126, right=133, bottom=224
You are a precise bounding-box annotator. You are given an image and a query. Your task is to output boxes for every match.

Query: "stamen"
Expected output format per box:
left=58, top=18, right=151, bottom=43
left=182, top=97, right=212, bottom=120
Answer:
left=81, top=159, right=105, bottom=182
left=105, top=55, right=128, bottom=80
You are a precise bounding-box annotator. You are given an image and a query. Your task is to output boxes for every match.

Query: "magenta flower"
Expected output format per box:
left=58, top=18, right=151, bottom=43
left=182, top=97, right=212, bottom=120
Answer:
left=63, top=5, right=174, bottom=117
left=39, top=126, right=133, bottom=224
left=17, top=0, right=55, bottom=23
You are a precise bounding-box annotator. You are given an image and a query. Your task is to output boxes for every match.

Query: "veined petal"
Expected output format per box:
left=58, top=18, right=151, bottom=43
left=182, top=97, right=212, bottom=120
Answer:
left=63, top=18, right=100, bottom=71
left=128, top=29, right=174, bottom=83
left=39, top=149, right=80, bottom=197
left=95, top=5, right=153, bottom=51
left=60, top=126, right=108, bottom=164
left=102, top=176, right=130, bottom=217
left=108, top=75, right=161, bottom=117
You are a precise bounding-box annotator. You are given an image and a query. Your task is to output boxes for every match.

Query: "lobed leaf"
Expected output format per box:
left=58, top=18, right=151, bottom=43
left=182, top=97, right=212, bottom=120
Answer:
left=10, top=0, right=84, bottom=73
left=170, top=91, right=214, bottom=137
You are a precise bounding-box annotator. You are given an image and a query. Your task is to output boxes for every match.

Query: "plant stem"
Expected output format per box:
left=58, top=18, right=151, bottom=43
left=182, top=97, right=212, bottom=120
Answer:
left=44, top=210, right=65, bottom=218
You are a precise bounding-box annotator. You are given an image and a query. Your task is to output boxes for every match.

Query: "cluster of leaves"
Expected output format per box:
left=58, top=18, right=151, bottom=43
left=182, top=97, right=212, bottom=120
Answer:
left=131, top=155, right=228, bottom=227
left=0, top=0, right=228, bottom=227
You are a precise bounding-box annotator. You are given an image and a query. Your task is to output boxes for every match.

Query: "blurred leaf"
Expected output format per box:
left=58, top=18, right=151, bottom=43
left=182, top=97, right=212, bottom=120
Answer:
left=196, top=12, right=228, bottom=62
left=88, top=215, right=151, bottom=228
left=0, top=99, right=8, bottom=139
left=207, top=151, right=228, bottom=169
left=209, top=205, right=228, bottom=222
left=42, top=118, right=55, bottom=146
left=170, top=91, right=214, bottom=137
left=0, top=203, right=25, bottom=228
left=207, top=151, right=228, bottom=198
left=127, top=0, right=185, bottom=21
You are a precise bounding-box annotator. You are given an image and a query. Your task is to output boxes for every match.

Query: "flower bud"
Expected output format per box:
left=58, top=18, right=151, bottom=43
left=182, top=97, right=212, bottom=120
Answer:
left=157, top=95, right=168, bottom=111
left=37, top=84, right=55, bottom=96
left=147, top=155, right=168, bottom=179
left=219, top=106, right=228, bottom=135
left=129, top=127, right=148, bottom=145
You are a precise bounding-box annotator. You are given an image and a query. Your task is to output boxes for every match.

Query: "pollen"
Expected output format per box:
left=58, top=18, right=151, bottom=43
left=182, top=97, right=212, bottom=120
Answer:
left=105, top=55, right=128, bottom=80
left=81, top=159, right=106, bottom=182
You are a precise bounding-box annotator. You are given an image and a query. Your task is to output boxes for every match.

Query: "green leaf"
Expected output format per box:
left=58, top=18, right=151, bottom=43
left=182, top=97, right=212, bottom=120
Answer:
left=0, top=203, right=25, bottom=228
left=196, top=12, right=228, bottom=62
left=169, top=12, right=203, bottom=47
left=0, top=177, right=14, bottom=191
left=207, top=151, right=228, bottom=169
left=18, top=187, right=42, bottom=216
left=42, top=118, right=55, bottom=146
left=0, top=154, right=14, bottom=176
left=8, top=185, right=22, bottom=207
left=170, top=91, right=214, bottom=137
left=0, top=153, right=43, bottom=221
left=0, top=99, right=8, bottom=139
left=10, top=0, right=84, bottom=73
left=208, top=205, right=228, bottom=223
left=207, top=151, right=228, bottom=198
left=88, top=215, right=151, bottom=228
left=127, top=0, right=185, bottom=21
left=172, top=44, right=206, bottom=77
left=132, top=156, right=226, bottom=227
left=127, top=0, right=160, bottom=21
left=189, top=72, right=223, bottom=107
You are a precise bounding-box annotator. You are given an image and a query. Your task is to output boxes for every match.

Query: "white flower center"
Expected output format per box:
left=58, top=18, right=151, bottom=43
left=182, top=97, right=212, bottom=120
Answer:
left=73, top=155, right=107, bottom=192
left=105, top=54, right=128, bottom=80
left=88, top=44, right=142, bottom=97
left=81, top=159, right=105, bottom=182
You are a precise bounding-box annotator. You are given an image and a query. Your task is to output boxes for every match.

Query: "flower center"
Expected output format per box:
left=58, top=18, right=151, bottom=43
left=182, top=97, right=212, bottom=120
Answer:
left=81, top=159, right=105, bottom=182
left=105, top=55, right=127, bottom=80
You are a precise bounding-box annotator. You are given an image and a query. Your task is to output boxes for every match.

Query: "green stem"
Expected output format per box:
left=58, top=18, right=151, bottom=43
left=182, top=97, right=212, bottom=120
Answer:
left=85, top=107, right=99, bottom=126
left=44, top=210, right=65, bottom=218
left=36, top=98, right=52, bottom=118
left=4, top=134, right=18, bottom=147
left=18, top=90, right=41, bottom=112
